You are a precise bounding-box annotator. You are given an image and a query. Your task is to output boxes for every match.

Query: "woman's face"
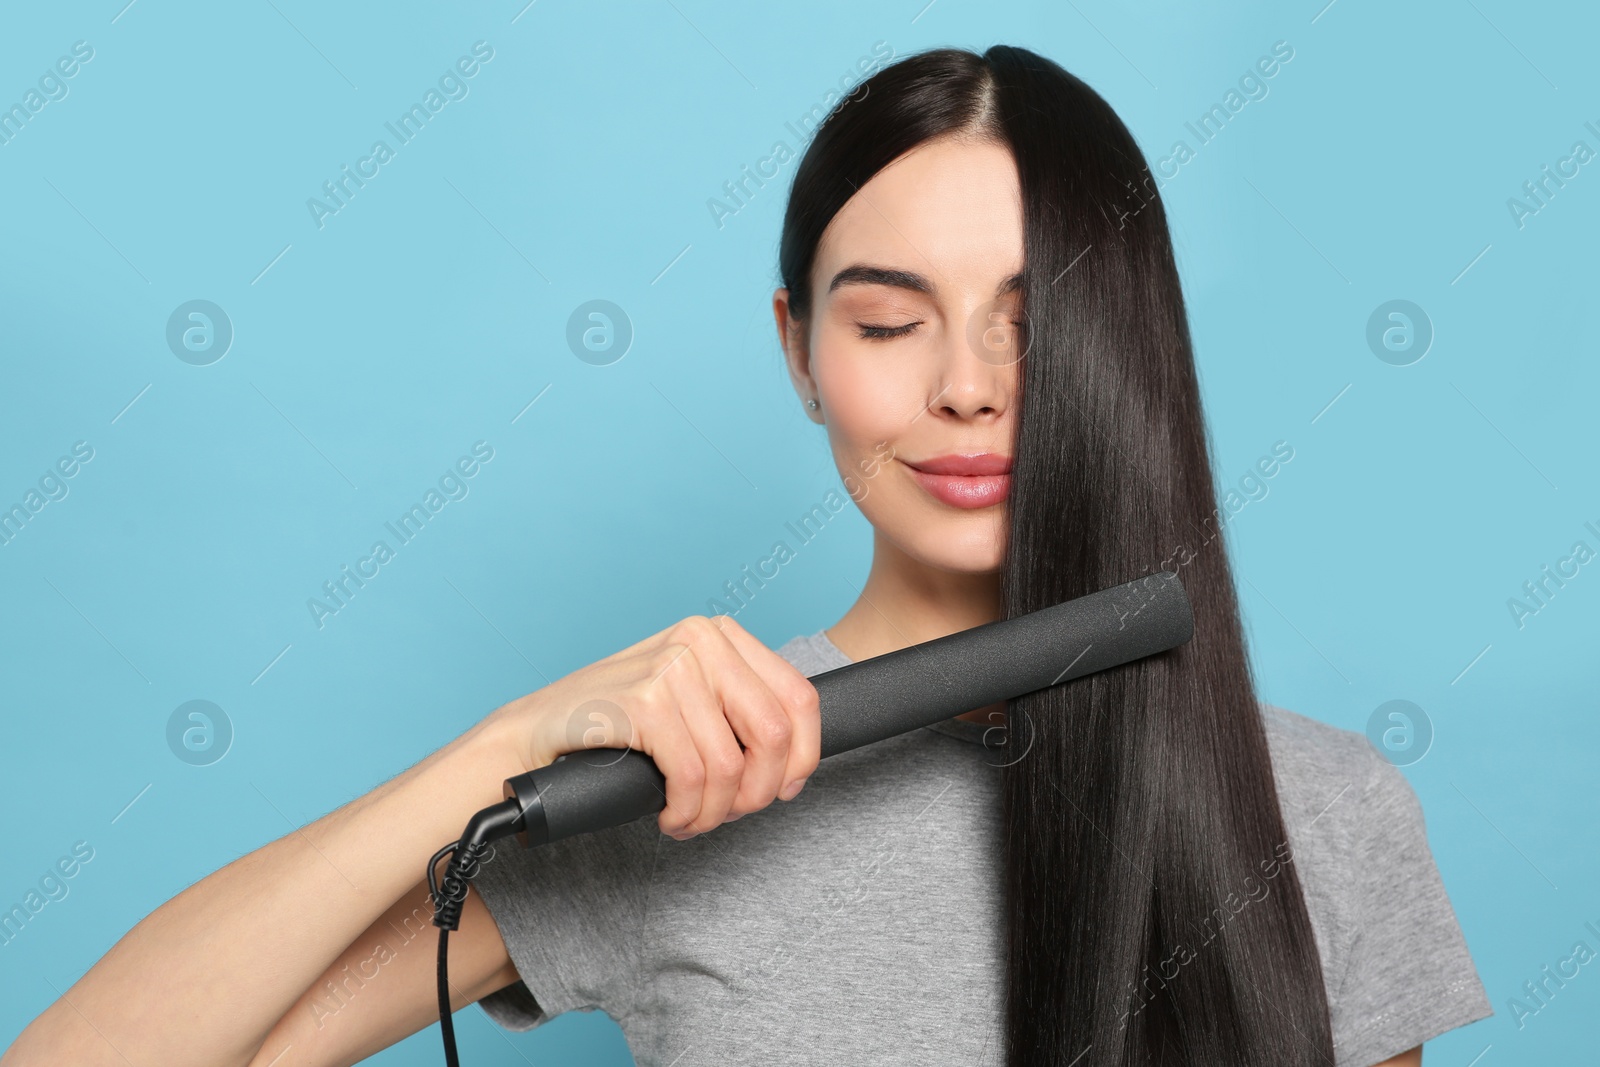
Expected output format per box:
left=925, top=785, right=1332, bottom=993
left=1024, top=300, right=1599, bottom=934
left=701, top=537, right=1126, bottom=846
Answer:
left=775, top=133, right=1025, bottom=575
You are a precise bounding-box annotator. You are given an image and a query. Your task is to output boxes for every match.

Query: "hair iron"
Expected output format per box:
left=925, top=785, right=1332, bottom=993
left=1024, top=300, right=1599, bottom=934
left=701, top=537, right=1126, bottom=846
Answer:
left=426, top=570, right=1193, bottom=1065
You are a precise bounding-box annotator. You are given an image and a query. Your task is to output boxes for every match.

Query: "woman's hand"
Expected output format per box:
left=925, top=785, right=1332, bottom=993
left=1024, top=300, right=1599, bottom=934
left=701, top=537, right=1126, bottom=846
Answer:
left=488, top=614, right=822, bottom=839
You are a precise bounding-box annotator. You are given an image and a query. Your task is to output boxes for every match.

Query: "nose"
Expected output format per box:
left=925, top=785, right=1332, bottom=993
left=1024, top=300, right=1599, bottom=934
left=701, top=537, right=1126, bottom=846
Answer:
left=925, top=306, right=1017, bottom=422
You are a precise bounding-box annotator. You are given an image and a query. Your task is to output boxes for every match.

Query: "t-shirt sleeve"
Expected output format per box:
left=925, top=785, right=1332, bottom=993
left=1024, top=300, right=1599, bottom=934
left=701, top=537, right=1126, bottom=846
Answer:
left=470, top=808, right=661, bottom=1032
left=1329, top=751, right=1493, bottom=1065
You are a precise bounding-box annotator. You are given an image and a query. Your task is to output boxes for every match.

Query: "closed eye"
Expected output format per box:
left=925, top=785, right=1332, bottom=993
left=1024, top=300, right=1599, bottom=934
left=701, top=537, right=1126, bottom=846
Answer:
left=857, top=321, right=921, bottom=340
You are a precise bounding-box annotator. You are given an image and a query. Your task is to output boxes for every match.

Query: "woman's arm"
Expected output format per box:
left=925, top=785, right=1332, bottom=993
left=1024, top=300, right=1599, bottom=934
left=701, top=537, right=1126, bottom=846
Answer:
left=3, top=613, right=819, bottom=1067
left=243, top=876, right=519, bottom=1067
left=2, top=713, right=529, bottom=1067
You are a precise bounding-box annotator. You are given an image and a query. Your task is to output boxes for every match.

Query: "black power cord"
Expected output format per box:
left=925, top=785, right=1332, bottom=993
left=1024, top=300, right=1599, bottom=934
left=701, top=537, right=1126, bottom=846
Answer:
left=429, top=798, right=525, bottom=1067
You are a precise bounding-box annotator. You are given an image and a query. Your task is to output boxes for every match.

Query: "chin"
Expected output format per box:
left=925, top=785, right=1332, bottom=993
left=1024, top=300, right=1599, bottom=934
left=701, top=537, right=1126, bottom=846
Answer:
left=907, top=527, right=1007, bottom=574
left=860, top=488, right=1009, bottom=573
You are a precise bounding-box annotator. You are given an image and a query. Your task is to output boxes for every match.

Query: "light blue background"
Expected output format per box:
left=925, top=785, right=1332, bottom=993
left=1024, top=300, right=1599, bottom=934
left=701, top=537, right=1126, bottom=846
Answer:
left=2, top=0, right=1596, bottom=1063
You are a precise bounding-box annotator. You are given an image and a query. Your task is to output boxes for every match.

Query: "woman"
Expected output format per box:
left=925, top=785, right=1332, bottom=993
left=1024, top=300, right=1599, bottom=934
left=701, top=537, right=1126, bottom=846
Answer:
left=4, top=44, right=1490, bottom=1067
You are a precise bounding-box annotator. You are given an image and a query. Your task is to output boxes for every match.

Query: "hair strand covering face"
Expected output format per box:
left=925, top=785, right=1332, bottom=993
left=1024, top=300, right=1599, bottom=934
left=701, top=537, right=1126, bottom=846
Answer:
left=779, top=45, right=1336, bottom=1067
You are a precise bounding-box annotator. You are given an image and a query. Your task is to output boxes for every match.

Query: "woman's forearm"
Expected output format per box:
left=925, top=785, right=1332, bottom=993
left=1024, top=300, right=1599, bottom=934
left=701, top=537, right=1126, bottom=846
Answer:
left=4, top=710, right=533, bottom=1067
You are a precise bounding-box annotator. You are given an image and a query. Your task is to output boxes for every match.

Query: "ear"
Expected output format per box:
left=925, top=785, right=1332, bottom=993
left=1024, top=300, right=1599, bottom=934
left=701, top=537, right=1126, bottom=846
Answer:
left=774, top=288, right=824, bottom=424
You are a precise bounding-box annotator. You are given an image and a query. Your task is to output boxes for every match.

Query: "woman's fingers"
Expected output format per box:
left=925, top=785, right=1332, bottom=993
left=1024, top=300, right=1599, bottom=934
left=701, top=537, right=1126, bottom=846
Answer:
left=519, top=614, right=822, bottom=842
left=654, top=650, right=740, bottom=836
left=658, top=616, right=793, bottom=834
left=631, top=642, right=712, bottom=839
left=709, top=614, right=822, bottom=800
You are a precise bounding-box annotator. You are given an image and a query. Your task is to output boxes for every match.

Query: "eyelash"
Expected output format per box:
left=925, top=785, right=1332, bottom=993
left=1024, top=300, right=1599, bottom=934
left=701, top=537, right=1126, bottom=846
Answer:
left=857, top=321, right=921, bottom=340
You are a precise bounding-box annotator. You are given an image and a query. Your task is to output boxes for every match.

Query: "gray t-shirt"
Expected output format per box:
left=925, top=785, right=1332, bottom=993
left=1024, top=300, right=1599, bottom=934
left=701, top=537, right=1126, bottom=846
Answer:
left=472, top=629, right=1492, bottom=1066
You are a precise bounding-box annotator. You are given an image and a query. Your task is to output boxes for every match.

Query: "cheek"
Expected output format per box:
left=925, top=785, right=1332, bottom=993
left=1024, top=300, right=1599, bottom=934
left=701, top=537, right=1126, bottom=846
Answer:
left=812, top=340, right=926, bottom=446
left=813, top=341, right=918, bottom=513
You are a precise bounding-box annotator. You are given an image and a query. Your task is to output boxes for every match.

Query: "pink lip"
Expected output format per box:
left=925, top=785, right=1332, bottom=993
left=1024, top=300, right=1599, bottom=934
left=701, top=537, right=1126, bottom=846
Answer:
left=904, top=453, right=1012, bottom=508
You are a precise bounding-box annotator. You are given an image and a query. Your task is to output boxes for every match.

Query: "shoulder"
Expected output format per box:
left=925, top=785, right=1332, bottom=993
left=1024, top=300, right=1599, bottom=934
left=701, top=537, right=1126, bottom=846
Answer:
left=1256, top=701, right=1432, bottom=909
left=1252, top=702, right=1412, bottom=980
left=774, top=632, right=841, bottom=678
left=1258, top=701, right=1407, bottom=844
left=774, top=632, right=817, bottom=663
left=1256, top=703, right=1492, bottom=1062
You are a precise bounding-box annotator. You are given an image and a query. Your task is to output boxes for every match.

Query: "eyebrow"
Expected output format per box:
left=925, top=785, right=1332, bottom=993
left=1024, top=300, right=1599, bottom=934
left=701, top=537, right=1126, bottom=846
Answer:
left=826, top=264, right=1024, bottom=299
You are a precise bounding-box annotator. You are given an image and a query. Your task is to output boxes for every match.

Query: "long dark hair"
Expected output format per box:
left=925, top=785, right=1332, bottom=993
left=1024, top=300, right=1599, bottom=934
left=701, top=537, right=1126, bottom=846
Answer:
left=778, top=46, right=1334, bottom=1066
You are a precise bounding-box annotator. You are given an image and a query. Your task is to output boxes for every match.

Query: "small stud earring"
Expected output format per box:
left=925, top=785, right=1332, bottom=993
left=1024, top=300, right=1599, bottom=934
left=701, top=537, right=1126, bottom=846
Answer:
left=806, top=398, right=819, bottom=410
